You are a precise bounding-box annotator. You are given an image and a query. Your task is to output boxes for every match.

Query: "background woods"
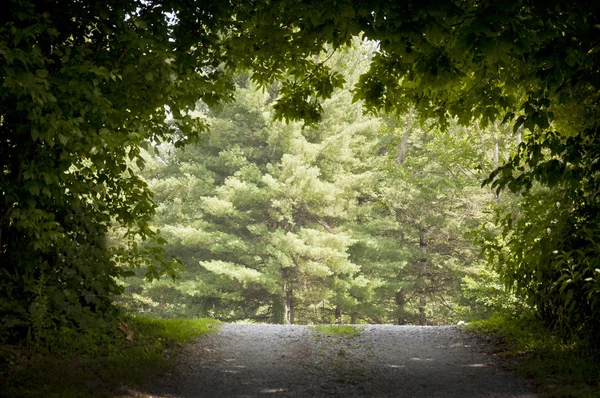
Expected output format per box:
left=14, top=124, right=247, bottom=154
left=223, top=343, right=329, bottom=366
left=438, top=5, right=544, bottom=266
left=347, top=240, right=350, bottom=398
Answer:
left=119, top=44, right=515, bottom=326
left=2, top=0, right=600, bottom=347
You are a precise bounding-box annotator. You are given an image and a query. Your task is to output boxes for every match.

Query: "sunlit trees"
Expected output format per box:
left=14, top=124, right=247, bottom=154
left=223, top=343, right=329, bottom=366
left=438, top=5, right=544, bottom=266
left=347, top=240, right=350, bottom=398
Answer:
left=126, top=61, right=381, bottom=323
left=346, top=114, right=512, bottom=325
left=4, top=0, right=600, bottom=340
left=128, top=48, right=510, bottom=325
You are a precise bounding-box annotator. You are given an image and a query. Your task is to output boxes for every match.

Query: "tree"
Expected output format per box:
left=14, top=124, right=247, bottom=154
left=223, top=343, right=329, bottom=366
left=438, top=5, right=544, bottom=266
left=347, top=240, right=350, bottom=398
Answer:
left=221, top=0, right=600, bottom=337
left=4, top=0, right=600, bottom=340
left=125, top=60, right=381, bottom=323
left=127, top=51, right=500, bottom=326
left=346, top=113, right=507, bottom=326
left=0, top=0, right=235, bottom=341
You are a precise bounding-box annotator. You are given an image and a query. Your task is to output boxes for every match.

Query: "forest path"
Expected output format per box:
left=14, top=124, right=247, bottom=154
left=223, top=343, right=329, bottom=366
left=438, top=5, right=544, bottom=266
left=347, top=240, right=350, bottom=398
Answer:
left=148, top=324, right=538, bottom=398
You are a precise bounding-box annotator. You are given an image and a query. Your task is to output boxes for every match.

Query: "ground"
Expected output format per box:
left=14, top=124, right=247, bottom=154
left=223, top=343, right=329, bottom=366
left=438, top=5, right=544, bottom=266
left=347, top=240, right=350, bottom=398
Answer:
left=144, top=324, right=538, bottom=397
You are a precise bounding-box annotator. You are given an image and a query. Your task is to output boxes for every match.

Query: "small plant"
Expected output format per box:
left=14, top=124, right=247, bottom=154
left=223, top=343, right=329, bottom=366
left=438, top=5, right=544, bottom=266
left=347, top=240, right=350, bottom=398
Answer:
left=309, top=325, right=367, bottom=385
left=309, top=325, right=363, bottom=338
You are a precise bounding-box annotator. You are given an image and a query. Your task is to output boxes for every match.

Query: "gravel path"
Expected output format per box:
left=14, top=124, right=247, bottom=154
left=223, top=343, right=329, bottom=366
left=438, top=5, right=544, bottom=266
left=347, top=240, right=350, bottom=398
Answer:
left=149, top=324, right=538, bottom=397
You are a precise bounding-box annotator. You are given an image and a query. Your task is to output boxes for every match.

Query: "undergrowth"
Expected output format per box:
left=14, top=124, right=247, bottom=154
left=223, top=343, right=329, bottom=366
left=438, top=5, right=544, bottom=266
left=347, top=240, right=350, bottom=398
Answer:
left=0, top=317, right=221, bottom=398
left=309, top=324, right=367, bottom=384
left=309, top=324, right=363, bottom=338
left=467, top=313, right=600, bottom=398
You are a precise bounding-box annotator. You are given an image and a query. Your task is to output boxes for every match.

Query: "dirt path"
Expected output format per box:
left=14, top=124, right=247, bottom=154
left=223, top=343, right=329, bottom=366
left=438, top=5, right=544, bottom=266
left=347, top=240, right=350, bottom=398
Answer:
left=148, top=324, right=538, bottom=397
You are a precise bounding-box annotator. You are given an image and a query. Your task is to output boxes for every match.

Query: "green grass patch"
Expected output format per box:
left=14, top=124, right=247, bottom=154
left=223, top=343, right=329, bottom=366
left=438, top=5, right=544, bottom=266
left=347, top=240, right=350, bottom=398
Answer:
left=309, top=324, right=363, bottom=338
left=467, top=313, right=600, bottom=398
left=0, top=317, right=221, bottom=398
left=309, top=325, right=367, bottom=384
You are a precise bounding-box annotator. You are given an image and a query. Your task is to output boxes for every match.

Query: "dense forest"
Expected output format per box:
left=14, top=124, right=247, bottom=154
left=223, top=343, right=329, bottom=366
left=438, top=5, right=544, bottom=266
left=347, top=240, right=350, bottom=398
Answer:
left=117, top=42, right=517, bottom=326
left=2, top=0, right=600, bottom=346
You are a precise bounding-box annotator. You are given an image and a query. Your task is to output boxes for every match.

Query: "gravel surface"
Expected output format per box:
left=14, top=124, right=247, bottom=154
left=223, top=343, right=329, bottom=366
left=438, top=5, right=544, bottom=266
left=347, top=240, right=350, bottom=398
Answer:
left=149, top=324, right=538, bottom=397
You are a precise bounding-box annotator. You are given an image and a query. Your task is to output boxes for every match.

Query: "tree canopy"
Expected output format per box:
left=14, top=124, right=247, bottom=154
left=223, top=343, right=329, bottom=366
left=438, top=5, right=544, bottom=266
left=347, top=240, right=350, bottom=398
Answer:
left=2, top=0, right=600, bottom=341
left=118, top=51, right=494, bottom=325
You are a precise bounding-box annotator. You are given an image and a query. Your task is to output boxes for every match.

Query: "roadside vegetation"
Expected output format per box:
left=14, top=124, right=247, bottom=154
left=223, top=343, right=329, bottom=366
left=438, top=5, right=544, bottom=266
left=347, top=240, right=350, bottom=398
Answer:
left=468, top=314, right=600, bottom=398
left=0, top=317, right=220, bottom=398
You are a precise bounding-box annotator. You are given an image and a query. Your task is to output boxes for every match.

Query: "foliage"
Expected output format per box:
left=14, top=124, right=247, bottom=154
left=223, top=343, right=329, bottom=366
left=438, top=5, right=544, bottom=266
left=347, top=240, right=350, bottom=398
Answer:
left=461, top=268, right=522, bottom=319
left=0, top=316, right=220, bottom=397
left=467, top=314, right=600, bottom=398
left=4, top=0, right=599, bottom=342
left=0, top=0, right=231, bottom=341
left=480, top=179, right=600, bottom=340
left=123, top=45, right=503, bottom=326
left=123, top=48, right=380, bottom=324
left=377, top=117, right=491, bottom=324
left=215, top=0, right=600, bottom=339
left=346, top=114, right=514, bottom=325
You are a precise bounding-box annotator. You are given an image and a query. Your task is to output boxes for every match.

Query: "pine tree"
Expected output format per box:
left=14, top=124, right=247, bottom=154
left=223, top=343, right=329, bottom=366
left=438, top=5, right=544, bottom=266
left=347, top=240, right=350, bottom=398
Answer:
left=125, top=44, right=383, bottom=322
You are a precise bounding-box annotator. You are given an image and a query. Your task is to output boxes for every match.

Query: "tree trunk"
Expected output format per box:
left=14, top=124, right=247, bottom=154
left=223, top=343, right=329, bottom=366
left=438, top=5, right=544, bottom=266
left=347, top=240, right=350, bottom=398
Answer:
left=271, top=294, right=284, bottom=324
left=335, top=305, right=342, bottom=324
left=283, top=280, right=294, bottom=324
left=281, top=266, right=294, bottom=324
left=395, top=290, right=406, bottom=325
left=418, top=227, right=428, bottom=326
left=396, top=132, right=409, bottom=167
left=493, top=136, right=499, bottom=166
left=350, top=311, right=357, bottom=324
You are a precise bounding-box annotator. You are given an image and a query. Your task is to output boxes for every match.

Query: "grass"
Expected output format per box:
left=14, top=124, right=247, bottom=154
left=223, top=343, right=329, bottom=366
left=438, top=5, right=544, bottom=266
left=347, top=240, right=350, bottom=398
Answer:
left=308, top=325, right=369, bottom=385
left=309, top=324, right=363, bottom=338
left=466, top=313, right=600, bottom=398
left=0, top=317, right=221, bottom=398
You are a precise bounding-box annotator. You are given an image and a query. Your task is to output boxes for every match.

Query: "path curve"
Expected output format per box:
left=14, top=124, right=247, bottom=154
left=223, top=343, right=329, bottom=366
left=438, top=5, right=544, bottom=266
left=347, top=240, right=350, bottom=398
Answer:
left=149, top=324, right=538, bottom=397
